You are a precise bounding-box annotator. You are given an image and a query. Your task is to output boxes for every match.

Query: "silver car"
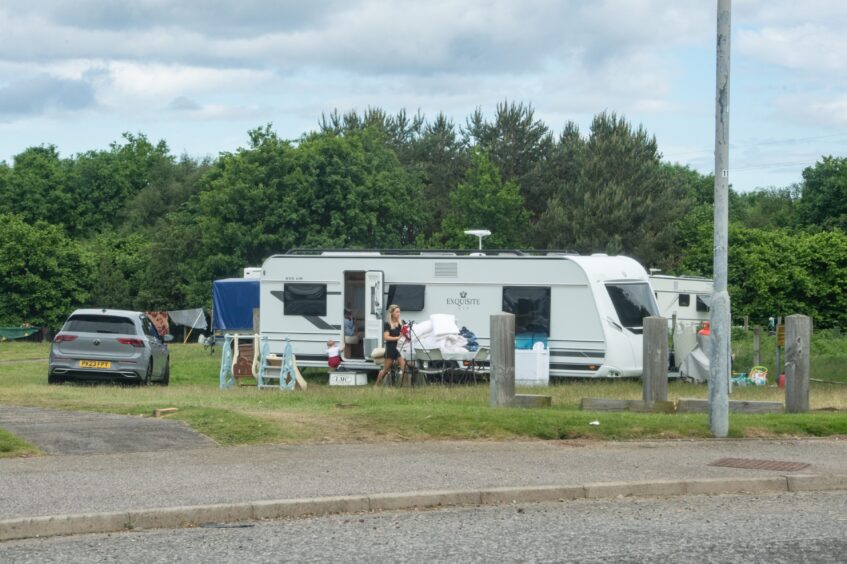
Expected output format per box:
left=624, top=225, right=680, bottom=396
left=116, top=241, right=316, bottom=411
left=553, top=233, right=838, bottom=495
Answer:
left=48, top=309, right=172, bottom=385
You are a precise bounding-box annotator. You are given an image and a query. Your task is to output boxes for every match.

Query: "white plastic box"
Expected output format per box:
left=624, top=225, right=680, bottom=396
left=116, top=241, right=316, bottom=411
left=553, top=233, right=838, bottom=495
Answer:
left=515, top=349, right=550, bottom=386
left=329, top=372, right=368, bottom=386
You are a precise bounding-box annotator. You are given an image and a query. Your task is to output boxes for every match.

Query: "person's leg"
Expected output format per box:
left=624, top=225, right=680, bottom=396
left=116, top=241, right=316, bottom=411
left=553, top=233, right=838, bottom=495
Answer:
left=375, top=357, right=392, bottom=386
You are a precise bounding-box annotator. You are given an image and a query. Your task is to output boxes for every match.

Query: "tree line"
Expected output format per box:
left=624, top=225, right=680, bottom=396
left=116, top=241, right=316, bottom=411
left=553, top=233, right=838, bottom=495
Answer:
left=1, top=102, right=846, bottom=329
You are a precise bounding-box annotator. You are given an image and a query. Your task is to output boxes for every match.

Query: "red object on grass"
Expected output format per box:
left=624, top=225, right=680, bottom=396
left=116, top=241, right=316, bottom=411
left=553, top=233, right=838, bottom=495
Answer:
left=698, top=321, right=711, bottom=336
left=777, top=374, right=786, bottom=389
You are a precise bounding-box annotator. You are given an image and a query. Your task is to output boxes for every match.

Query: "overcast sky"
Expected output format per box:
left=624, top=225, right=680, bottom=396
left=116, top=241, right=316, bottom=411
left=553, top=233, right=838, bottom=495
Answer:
left=2, top=0, right=846, bottom=191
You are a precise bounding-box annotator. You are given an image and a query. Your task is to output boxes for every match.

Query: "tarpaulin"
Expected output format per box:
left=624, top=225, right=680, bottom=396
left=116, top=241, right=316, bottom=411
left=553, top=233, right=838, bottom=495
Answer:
left=169, top=308, right=207, bottom=330
left=212, top=278, right=260, bottom=331
left=0, top=327, right=39, bottom=340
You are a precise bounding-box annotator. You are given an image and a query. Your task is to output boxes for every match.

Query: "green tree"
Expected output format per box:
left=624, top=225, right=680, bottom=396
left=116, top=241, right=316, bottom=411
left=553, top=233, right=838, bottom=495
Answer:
left=0, top=146, right=72, bottom=227
left=797, top=156, right=847, bottom=230
left=406, top=113, right=469, bottom=237
left=535, top=112, right=680, bottom=267
left=679, top=225, right=847, bottom=329
left=463, top=101, right=554, bottom=184
left=136, top=208, right=208, bottom=308
left=463, top=101, right=554, bottom=220
left=435, top=151, right=529, bottom=249
left=732, top=185, right=800, bottom=230
left=0, top=213, right=91, bottom=327
left=82, top=231, right=150, bottom=310
left=121, top=153, right=210, bottom=235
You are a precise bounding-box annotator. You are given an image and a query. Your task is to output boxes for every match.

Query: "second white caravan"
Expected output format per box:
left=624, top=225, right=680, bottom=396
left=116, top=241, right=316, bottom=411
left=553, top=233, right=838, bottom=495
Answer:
left=259, top=250, right=660, bottom=378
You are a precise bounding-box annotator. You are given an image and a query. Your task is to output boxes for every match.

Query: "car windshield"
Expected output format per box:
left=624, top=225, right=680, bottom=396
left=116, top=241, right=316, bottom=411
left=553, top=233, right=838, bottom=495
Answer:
left=605, top=283, right=659, bottom=331
left=64, top=315, right=137, bottom=335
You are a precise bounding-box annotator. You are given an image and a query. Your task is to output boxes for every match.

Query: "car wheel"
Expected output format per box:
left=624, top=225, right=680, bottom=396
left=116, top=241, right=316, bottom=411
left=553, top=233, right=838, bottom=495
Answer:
left=159, top=358, right=170, bottom=386
left=48, top=373, right=62, bottom=385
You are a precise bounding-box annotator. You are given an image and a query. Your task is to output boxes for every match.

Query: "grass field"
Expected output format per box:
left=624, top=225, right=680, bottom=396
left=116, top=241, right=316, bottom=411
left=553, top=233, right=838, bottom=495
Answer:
left=1, top=330, right=846, bottom=458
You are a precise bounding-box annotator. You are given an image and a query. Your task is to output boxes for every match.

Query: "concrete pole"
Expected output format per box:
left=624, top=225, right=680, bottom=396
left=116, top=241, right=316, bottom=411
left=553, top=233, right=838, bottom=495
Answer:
left=709, top=0, right=732, bottom=438
left=489, top=313, right=516, bottom=407
left=784, top=314, right=812, bottom=413
left=753, top=325, right=761, bottom=366
left=642, top=317, right=669, bottom=402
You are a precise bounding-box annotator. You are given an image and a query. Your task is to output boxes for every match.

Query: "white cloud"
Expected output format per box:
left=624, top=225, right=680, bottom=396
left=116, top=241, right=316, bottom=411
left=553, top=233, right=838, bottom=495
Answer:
left=0, top=0, right=845, bottom=191
left=774, top=93, right=847, bottom=128
left=738, top=24, right=847, bottom=74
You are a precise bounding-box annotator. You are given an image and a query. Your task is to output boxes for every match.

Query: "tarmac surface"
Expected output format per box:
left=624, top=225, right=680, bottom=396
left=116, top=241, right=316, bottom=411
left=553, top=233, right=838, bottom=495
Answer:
left=0, top=405, right=846, bottom=542
left=0, top=405, right=215, bottom=455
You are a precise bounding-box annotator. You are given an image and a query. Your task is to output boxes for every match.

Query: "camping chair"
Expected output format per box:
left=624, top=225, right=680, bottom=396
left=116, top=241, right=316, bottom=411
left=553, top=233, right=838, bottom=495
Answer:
left=467, top=347, right=490, bottom=384
left=414, top=348, right=450, bottom=385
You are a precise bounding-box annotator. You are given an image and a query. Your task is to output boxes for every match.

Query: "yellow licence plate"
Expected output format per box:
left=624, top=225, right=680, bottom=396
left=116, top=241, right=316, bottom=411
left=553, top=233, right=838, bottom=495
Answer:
left=80, top=360, right=111, bottom=369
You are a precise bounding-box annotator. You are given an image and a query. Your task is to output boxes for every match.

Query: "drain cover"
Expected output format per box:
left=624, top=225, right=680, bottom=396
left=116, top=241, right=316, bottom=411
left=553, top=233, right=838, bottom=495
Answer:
left=709, top=457, right=811, bottom=472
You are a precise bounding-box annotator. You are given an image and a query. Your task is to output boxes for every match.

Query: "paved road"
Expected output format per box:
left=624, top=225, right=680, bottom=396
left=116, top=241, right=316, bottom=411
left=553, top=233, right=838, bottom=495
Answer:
left=0, top=405, right=215, bottom=455
left=1, top=436, right=845, bottom=520
left=2, top=403, right=846, bottom=543
left=2, top=491, right=845, bottom=562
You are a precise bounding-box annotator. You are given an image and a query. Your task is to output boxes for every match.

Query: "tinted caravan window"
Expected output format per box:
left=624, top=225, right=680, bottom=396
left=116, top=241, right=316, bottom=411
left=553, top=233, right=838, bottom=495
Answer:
left=696, top=294, right=711, bottom=312
left=387, top=284, right=425, bottom=311
left=678, top=293, right=691, bottom=307
left=283, top=284, right=327, bottom=316
left=502, top=286, right=551, bottom=335
left=605, top=283, right=658, bottom=332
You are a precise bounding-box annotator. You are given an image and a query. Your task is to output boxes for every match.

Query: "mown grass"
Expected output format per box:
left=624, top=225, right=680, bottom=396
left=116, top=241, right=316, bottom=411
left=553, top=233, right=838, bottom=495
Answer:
left=1, top=334, right=846, bottom=458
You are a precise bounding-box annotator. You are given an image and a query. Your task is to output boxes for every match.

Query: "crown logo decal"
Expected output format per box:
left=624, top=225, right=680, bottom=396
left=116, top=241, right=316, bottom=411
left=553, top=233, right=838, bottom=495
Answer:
left=460, top=291, right=467, bottom=298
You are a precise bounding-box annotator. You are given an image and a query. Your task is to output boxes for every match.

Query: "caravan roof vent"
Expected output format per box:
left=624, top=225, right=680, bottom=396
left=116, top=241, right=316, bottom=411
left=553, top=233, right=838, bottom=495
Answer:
left=434, top=262, right=458, bottom=278
left=591, top=253, right=608, bottom=257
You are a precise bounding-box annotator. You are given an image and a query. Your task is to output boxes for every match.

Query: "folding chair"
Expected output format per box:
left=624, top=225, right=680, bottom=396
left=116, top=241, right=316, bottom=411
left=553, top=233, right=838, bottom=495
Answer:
left=414, top=348, right=449, bottom=385
left=468, top=347, right=490, bottom=384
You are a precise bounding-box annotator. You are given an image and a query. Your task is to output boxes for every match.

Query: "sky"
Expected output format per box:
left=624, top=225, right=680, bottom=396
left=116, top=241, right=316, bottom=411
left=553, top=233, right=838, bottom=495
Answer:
left=1, top=0, right=846, bottom=192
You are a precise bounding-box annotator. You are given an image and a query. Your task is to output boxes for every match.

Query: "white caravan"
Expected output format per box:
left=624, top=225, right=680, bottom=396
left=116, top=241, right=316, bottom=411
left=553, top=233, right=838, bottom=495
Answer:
left=260, top=250, right=660, bottom=378
left=649, top=274, right=713, bottom=325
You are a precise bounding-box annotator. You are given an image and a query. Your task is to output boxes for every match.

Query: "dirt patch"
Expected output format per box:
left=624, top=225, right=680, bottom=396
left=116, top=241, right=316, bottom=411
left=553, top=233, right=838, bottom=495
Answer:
left=742, top=427, right=780, bottom=438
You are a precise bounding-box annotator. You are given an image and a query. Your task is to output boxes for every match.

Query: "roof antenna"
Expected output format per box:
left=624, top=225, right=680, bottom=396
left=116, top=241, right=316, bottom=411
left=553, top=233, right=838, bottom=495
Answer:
left=463, top=229, right=491, bottom=251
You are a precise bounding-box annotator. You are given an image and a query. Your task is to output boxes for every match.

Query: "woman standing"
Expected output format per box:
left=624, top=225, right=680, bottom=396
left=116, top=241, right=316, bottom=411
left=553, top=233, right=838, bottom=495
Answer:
left=375, top=304, right=406, bottom=386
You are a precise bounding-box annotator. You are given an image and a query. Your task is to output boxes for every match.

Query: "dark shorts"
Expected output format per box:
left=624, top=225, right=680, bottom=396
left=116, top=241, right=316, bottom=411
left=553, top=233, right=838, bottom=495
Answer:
left=385, top=347, right=400, bottom=360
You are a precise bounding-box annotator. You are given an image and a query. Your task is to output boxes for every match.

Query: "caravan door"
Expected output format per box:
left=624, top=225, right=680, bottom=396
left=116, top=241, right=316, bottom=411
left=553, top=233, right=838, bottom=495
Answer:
left=364, top=271, right=385, bottom=358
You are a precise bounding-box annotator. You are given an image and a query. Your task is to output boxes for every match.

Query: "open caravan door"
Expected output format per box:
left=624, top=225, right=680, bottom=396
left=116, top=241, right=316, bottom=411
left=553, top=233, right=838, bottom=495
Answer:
left=364, top=270, right=385, bottom=359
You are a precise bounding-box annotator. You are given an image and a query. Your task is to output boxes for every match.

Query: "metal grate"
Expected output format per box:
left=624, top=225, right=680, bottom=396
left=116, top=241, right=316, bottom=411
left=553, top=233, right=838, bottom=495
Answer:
left=709, top=457, right=811, bottom=472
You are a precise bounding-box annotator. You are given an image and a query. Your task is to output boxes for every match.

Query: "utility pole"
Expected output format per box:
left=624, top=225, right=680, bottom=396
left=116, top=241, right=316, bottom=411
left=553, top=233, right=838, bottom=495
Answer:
left=710, top=0, right=731, bottom=437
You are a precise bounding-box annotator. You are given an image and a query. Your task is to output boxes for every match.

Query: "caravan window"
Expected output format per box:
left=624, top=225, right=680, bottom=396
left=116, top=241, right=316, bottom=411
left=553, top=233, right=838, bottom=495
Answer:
left=387, top=284, right=425, bottom=311
left=696, top=295, right=710, bottom=312
left=678, top=293, right=691, bottom=307
left=606, top=283, right=658, bottom=331
left=283, top=284, right=327, bottom=316
left=502, top=286, right=551, bottom=335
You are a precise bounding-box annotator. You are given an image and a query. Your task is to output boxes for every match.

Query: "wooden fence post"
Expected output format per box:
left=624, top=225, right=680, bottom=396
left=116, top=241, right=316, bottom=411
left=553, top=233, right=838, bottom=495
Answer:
left=784, top=314, right=812, bottom=413
left=752, top=325, right=761, bottom=366
left=489, top=313, right=515, bottom=407
left=642, top=316, right=668, bottom=402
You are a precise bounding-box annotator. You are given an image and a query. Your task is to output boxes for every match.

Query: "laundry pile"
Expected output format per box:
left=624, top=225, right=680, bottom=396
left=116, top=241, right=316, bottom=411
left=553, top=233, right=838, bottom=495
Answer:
left=399, top=314, right=469, bottom=354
